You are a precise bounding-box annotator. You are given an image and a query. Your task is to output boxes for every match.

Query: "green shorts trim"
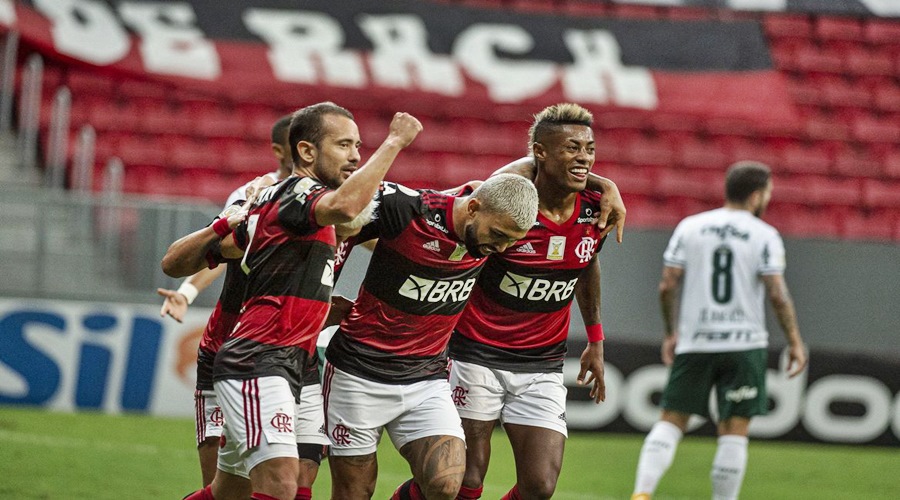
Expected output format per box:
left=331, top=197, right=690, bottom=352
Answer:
left=660, top=348, right=768, bottom=421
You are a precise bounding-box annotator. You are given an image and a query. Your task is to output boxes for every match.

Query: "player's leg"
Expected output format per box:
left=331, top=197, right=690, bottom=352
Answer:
left=503, top=424, right=564, bottom=500
left=449, top=359, right=507, bottom=499
left=709, top=349, right=767, bottom=500
left=322, top=362, right=399, bottom=499
left=633, top=353, right=713, bottom=499
left=216, top=377, right=300, bottom=500
left=498, top=370, right=569, bottom=500
left=195, top=388, right=224, bottom=486
left=389, top=378, right=467, bottom=500
left=294, top=382, right=329, bottom=500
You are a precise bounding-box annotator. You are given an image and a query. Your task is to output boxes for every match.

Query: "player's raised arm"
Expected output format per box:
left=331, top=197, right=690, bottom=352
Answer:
left=313, top=112, right=422, bottom=227
left=161, top=206, right=247, bottom=278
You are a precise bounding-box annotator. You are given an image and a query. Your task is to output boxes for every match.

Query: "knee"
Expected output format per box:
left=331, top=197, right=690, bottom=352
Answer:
left=422, top=475, right=463, bottom=500
left=520, top=475, right=558, bottom=500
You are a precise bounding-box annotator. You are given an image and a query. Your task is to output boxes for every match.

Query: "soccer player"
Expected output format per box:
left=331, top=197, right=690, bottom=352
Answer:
left=447, top=103, right=609, bottom=500
left=322, top=174, right=539, bottom=500
left=631, top=161, right=807, bottom=500
left=157, top=115, right=294, bottom=489
left=167, top=102, right=422, bottom=500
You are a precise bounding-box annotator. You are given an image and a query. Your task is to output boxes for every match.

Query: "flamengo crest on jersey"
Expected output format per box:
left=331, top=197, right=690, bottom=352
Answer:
left=451, top=190, right=605, bottom=373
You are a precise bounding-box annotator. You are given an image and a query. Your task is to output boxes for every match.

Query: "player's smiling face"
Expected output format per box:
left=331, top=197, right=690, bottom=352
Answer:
left=312, top=114, right=362, bottom=189
left=534, top=124, right=595, bottom=192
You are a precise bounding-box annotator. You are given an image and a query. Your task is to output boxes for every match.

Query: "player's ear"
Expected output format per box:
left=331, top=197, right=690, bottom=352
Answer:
left=296, top=141, right=316, bottom=164
left=466, top=198, right=481, bottom=219
left=271, top=143, right=285, bottom=162
left=532, top=142, right=547, bottom=162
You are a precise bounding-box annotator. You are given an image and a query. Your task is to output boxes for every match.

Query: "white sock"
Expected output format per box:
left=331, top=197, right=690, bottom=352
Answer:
left=711, top=434, right=749, bottom=500
left=633, top=421, right=683, bottom=495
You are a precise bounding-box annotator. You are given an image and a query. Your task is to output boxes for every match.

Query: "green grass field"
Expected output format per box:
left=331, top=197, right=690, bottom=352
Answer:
left=0, top=406, right=897, bottom=499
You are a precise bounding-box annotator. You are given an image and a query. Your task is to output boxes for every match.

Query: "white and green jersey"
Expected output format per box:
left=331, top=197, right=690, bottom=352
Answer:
left=663, top=208, right=785, bottom=354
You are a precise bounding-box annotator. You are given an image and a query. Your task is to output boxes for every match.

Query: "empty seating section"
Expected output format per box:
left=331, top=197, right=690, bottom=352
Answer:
left=26, top=0, right=900, bottom=241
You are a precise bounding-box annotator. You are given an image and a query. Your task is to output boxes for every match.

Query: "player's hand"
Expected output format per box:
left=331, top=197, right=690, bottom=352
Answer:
left=226, top=205, right=249, bottom=229
left=661, top=334, right=677, bottom=366
left=386, top=112, right=423, bottom=148
left=595, top=183, right=626, bottom=244
left=786, top=342, right=808, bottom=378
left=324, top=295, right=354, bottom=328
left=577, top=342, right=606, bottom=403
left=157, top=288, right=188, bottom=323
left=244, top=175, right=276, bottom=205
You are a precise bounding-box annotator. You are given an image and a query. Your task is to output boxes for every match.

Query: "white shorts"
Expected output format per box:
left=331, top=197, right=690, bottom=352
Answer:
left=214, top=376, right=299, bottom=476
left=195, top=389, right=224, bottom=446
left=448, top=360, right=568, bottom=437
left=322, top=362, right=465, bottom=456
left=296, top=383, right=329, bottom=446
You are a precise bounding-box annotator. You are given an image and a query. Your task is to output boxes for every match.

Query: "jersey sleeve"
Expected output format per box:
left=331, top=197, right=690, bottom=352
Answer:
left=356, top=182, right=424, bottom=241
left=277, top=177, right=331, bottom=236
left=759, top=230, right=786, bottom=275
left=663, top=220, right=689, bottom=268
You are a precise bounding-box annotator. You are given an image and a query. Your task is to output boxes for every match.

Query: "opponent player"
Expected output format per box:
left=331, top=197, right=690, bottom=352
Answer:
left=631, top=161, right=806, bottom=500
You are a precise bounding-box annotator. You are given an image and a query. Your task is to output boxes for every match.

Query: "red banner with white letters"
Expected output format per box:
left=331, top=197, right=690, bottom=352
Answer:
left=6, top=0, right=800, bottom=126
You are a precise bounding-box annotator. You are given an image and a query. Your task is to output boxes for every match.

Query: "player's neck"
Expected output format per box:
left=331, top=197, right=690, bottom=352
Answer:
left=534, top=177, right=577, bottom=223
left=723, top=201, right=753, bottom=213
left=451, top=197, right=469, bottom=241
left=293, top=166, right=317, bottom=182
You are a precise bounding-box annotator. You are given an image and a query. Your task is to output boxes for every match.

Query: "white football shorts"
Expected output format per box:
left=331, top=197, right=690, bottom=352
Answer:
left=322, top=362, right=465, bottom=456
left=214, top=376, right=299, bottom=476
left=295, top=383, right=329, bottom=446
left=448, top=359, right=568, bottom=437
left=195, top=388, right=224, bottom=446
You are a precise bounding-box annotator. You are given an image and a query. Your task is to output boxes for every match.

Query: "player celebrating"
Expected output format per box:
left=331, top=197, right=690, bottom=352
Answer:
left=447, top=103, right=609, bottom=500
left=631, top=161, right=806, bottom=500
left=323, top=174, right=539, bottom=500
left=168, top=102, right=422, bottom=500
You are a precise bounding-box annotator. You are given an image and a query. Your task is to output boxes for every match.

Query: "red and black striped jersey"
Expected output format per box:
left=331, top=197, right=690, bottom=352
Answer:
left=326, top=182, right=486, bottom=384
left=450, top=190, right=605, bottom=373
left=213, top=176, right=336, bottom=396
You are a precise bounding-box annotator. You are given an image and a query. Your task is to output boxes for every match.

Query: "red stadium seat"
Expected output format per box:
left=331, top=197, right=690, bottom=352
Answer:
left=116, top=134, right=170, bottom=169
left=767, top=205, right=842, bottom=239
left=763, top=13, right=813, bottom=40
left=656, top=168, right=723, bottom=202
left=843, top=46, right=895, bottom=76
left=793, top=44, right=845, bottom=74
left=779, top=142, right=833, bottom=175
left=223, top=140, right=274, bottom=175
left=676, top=138, right=730, bottom=170
left=840, top=210, right=897, bottom=241
left=815, top=17, right=864, bottom=42
left=882, top=148, right=900, bottom=178
left=863, top=19, right=900, bottom=45
left=622, top=135, right=676, bottom=167
left=851, top=115, right=900, bottom=144
left=833, top=146, right=885, bottom=178
left=862, top=179, right=900, bottom=209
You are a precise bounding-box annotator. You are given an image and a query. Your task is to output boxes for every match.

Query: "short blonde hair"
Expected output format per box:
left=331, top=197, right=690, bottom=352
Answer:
left=472, top=174, right=539, bottom=231
left=527, top=103, right=594, bottom=153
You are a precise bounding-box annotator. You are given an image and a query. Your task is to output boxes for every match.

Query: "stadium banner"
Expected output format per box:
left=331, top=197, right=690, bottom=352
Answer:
left=6, top=0, right=797, bottom=123
left=1, top=298, right=898, bottom=446
left=614, top=0, right=900, bottom=18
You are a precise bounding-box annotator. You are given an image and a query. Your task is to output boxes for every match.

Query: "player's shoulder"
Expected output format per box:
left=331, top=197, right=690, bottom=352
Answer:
left=580, top=189, right=604, bottom=206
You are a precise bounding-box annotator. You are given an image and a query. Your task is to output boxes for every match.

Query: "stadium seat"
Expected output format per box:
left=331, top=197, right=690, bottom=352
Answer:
left=621, top=135, right=676, bottom=167
left=833, top=146, right=884, bottom=178
left=656, top=168, right=723, bottom=202
left=620, top=197, right=686, bottom=230
left=677, top=138, right=730, bottom=170
left=851, top=115, right=900, bottom=144
left=779, top=142, right=833, bottom=175
left=840, top=210, right=897, bottom=241
left=794, top=44, right=845, bottom=74
left=815, top=17, right=864, bottom=42
left=223, top=141, right=274, bottom=176
left=763, top=13, right=813, bottom=40
left=881, top=148, right=900, bottom=178
left=863, top=19, right=900, bottom=45
left=862, top=179, right=900, bottom=209
left=116, top=134, right=170, bottom=169
left=843, top=46, right=895, bottom=76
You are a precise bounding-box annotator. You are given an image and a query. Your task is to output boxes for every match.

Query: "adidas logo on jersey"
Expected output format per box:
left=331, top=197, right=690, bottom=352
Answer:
left=423, top=240, right=441, bottom=253
left=516, top=242, right=536, bottom=254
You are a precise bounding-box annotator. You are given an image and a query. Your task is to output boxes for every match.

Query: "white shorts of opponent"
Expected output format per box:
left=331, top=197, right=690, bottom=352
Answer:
left=448, top=359, right=568, bottom=437
left=322, top=362, right=465, bottom=456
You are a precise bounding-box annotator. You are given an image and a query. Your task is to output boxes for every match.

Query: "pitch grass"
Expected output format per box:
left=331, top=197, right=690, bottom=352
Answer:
left=1, top=406, right=897, bottom=499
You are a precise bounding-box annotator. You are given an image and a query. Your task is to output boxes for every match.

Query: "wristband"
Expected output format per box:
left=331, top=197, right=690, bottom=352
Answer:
left=212, top=217, right=233, bottom=238
left=176, top=282, right=199, bottom=305
left=585, top=324, right=605, bottom=342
